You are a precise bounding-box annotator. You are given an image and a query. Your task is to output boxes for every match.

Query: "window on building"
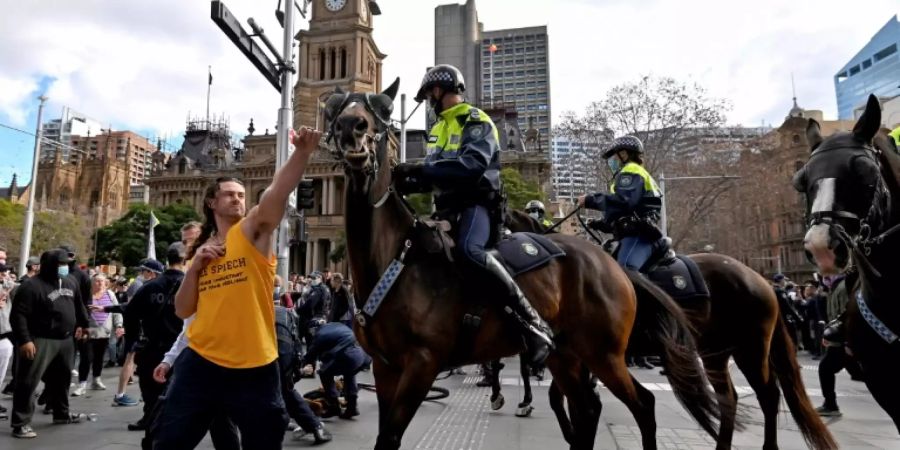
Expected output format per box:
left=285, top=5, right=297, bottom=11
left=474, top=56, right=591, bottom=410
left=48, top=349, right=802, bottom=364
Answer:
left=516, top=58, right=525, bottom=64
left=516, top=70, right=525, bottom=76
left=514, top=36, right=524, bottom=41
left=862, top=59, right=872, bottom=69
left=792, top=134, right=801, bottom=145
left=874, top=43, right=897, bottom=62
left=537, top=68, right=546, bottom=74
left=319, top=49, right=326, bottom=80
left=340, top=48, right=347, bottom=78
left=849, top=65, right=860, bottom=76
left=537, top=57, right=546, bottom=63
left=330, top=48, right=337, bottom=79
left=504, top=71, right=514, bottom=77
left=525, top=46, right=534, bottom=52
left=526, top=58, right=535, bottom=63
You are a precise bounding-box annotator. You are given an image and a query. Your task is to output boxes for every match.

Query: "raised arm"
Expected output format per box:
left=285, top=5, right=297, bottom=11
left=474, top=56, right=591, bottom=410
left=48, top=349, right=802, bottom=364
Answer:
left=243, top=127, right=321, bottom=254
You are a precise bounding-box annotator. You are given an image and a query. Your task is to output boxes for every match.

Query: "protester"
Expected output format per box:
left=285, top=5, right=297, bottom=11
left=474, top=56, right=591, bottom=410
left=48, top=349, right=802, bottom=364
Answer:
left=817, top=275, right=865, bottom=417
left=300, top=321, right=371, bottom=419
left=10, top=249, right=90, bottom=438
left=327, top=273, right=354, bottom=326
left=154, top=127, right=320, bottom=449
left=0, top=286, right=13, bottom=420
left=72, top=273, right=123, bottom=396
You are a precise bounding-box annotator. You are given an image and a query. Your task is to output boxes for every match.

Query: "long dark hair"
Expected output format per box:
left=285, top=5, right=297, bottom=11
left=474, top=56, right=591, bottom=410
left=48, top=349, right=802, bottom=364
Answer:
left=187, top=177, right=244, bottom=260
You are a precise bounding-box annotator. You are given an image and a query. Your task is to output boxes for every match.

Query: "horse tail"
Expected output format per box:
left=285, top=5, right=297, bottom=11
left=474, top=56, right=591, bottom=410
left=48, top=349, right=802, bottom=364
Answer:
left=626, top=269, right=720, bottom=439
left=769, top=313, right=838, bottom=450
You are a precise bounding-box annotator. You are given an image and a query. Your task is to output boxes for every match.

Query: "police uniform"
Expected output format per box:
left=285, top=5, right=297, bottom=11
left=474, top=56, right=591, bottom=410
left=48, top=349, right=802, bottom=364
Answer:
left=301, top=322, right=370, bottom=418
left=584, top=136, right=662, bottom=271
left=393, top=64, right=553, bottom=367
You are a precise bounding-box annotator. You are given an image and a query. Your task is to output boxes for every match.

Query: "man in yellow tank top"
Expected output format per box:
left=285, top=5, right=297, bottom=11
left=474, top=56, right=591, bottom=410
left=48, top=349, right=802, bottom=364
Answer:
left=153, top=127, right=321, bottom=450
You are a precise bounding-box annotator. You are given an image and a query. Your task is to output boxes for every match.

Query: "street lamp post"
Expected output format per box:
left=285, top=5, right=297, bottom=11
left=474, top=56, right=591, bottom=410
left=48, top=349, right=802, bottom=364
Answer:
left=273, top=0, right=296, bottom=284
left=398, top=93, right=423, bottom=163
left=658, top=173, right=740, bottom=237
left=18, top=95, right=48, bottom=277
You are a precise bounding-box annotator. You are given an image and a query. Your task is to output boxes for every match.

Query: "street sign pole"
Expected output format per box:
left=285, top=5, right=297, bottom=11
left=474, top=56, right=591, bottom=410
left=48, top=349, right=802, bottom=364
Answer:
left=274, top=0, right=295, bottom=284
left=18, top=95, right=48, bottom=277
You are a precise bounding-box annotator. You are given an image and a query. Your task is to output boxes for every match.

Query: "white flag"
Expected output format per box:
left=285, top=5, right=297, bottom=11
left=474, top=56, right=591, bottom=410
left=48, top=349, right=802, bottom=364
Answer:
left=147, top=210, right=160, bottom=260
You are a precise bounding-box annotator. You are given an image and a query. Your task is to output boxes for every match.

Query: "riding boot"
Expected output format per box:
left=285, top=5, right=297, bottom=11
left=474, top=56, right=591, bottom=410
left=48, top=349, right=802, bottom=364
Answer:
left=484, top=252, right=555, bottom=366
left=339, top=395, right=359, bottom=419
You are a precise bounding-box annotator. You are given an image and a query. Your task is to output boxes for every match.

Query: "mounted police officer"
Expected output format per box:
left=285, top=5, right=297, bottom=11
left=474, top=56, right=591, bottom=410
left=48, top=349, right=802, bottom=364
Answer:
left=525, top=200, right=553, bottom=229
left=392, top=64, right=553, bottom=367
left=578, top=136, right=662, bottom=271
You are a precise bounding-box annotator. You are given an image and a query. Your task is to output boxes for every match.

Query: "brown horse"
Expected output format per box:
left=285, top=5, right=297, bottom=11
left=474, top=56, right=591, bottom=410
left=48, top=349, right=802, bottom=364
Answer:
left=506, top=211, right=837, bottom=450
left=326, top=80, right=719, bottom=449
left=793, top=94, right=900, bottom=433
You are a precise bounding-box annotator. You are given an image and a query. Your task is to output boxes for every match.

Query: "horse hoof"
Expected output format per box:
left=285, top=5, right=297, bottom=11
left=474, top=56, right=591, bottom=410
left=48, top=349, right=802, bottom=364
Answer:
left=515, top=404, right=534, bottom=417
left=491, top=394, right=505, bottom=410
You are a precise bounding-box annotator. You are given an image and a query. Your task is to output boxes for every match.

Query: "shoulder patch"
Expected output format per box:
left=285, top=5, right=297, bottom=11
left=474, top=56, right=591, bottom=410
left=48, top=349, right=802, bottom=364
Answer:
left=470, top=108, right=481, bottom=120
left=468, top=126, right=484, bottom=138
left=618, top=174, right=634, bottom=187
left=428, top=135, right=438, bottom=143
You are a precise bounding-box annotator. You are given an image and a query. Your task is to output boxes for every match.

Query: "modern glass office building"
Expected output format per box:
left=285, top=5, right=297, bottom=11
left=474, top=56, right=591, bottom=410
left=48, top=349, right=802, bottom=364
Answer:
left=834, top=15, right=900, bottom=120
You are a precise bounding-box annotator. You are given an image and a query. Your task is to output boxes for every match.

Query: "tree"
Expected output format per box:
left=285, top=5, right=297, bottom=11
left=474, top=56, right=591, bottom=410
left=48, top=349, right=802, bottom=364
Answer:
left=501, top=168, right=546, bottom=211
left=405, top=193, right=434, bottom=217
left=0, top=199, right=91, bottom=269
left=94, top=203, right=200, bottom=268
left=555, top=75, right=733, bottom=249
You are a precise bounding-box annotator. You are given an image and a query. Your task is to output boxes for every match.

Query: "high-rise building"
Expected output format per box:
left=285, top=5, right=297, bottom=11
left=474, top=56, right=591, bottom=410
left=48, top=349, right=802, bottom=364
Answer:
left=834, top=15, right=900, bottom=119
left=40, top=107, right=104, bottom=162
left=434, top=1, right=551, bottom=151
left=69, top=130, right=156, bottom=186
left=551, top=136, right=602, bottom=201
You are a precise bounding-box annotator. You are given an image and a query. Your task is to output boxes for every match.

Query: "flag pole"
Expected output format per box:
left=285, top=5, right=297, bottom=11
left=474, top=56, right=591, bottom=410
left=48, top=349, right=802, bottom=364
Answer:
left=206, top=65, right=212, bottom=128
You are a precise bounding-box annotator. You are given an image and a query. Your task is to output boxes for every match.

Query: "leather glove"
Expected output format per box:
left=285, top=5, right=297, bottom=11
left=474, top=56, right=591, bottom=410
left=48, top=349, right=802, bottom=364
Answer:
left=393, top=163, right=430, bottom=194
left=393, top=163, right=424, bottom=181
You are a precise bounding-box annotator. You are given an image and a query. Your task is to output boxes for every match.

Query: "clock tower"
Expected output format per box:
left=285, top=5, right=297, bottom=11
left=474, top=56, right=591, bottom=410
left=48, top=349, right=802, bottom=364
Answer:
left=293, top=0, right=386, bottom=130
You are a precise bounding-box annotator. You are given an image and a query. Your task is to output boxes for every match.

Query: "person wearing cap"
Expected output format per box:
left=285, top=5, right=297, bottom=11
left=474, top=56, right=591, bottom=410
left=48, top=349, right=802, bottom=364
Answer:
left=295, top=271, right=331, bottom=344
left=117, top=259, right=164, bottom=408
left=9, top=248, right=90, bottom=438
left=59, top=244, right=91, bottom=308
left=578, top=136, right=663, bottom=272
left=21, top=257, right=40, bottom=282
left=389, top=64, right=554, bottom=369
left=112, top=245, right=185, bottom=432
left=300, top=321, right=371, bottom=420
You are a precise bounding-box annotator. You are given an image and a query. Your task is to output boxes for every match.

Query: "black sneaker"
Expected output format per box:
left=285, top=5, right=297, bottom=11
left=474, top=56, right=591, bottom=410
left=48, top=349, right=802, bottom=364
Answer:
left=127, top=420, right=147, bottom=431
left=53, top=413, right=87, bottom=424
left=12, top=425, right=36, bottom=438
left=815, top=405, right=842, bottom=417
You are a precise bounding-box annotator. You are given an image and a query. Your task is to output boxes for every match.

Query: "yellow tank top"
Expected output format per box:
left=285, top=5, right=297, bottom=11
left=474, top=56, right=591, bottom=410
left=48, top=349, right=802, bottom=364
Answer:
left=187, top=219, right=277, bottom=368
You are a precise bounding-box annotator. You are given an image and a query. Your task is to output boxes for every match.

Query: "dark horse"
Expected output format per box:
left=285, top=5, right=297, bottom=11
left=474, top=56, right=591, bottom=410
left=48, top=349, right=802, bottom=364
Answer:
left=507, top=211, right=837, bottom=449
left=794, top=94, right=900, bottom=433
left=327, top=80, right=720, bottom=449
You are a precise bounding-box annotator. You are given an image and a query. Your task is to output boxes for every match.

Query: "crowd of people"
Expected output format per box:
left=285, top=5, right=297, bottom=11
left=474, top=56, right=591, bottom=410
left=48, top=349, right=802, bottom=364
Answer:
left=771, top=272, right=864, bottom=418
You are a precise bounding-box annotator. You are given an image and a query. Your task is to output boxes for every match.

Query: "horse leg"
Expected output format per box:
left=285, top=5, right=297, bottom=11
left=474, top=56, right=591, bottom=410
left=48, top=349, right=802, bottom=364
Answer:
left=548, top=379, right=576, bottom=444
left=702, top=353, right=738, bottom=450
left=490, top=359, right=505, bottom=410
left=548, top=356, right=602, bottom=449
left=588, top=354, right=657, bottom=450
left=374, top=351, right=442, bottom=450
left=516, top=356, right=535, bottom=417
left=859, top=357, right=900, bottom=433
left=734, top=349, right=780, bottom=450
left=372, top=359, right=400, bottom=440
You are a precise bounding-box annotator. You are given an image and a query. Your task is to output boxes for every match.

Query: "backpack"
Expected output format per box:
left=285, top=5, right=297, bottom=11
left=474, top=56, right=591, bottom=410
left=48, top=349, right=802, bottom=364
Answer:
left=275, top=306, right=302, bottom=356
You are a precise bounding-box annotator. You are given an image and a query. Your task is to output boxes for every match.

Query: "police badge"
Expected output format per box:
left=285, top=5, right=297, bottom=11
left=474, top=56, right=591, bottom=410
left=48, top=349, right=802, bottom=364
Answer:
left=672, top=275, right=687, bottom=290
left=619, top=175, right=633, bottom=187
left=522, top=243, right=539, bottom=256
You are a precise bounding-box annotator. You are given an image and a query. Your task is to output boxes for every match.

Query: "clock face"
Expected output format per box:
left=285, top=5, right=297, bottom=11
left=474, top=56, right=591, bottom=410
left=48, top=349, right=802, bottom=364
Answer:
left=325, top=0, right=347, bottom=12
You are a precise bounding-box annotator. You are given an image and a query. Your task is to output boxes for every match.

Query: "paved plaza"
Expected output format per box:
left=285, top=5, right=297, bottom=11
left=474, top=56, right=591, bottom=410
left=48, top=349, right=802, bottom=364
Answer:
left=0, top=354, right=897, bottom=449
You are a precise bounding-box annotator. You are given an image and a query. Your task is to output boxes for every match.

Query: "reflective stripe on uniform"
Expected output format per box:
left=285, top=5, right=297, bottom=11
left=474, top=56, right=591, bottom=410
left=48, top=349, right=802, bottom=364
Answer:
left=610, top=162, right=661, bottom=196
left=426, top=103, right=499, bottom=155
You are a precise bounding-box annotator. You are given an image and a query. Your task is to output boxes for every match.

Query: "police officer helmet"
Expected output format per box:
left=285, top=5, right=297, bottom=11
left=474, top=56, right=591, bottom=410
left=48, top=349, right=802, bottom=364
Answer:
left=525, top=200, right=545, bottom=215
left=414, top=64, right=466, bottom=103
left=603, top=135, right=644, bottom=159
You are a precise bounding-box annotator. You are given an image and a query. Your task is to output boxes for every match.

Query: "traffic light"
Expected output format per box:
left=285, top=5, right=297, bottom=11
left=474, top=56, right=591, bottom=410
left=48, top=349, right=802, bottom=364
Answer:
left=297, top=178, right=315, bottom=210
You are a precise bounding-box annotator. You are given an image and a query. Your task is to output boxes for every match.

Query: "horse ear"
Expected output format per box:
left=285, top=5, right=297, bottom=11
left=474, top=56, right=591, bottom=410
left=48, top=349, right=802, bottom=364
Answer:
left=853, top=94, right=881, bottom=143
left=806, top=119, right=823, bottom=152
left=381, top=77, right=400, bottom=101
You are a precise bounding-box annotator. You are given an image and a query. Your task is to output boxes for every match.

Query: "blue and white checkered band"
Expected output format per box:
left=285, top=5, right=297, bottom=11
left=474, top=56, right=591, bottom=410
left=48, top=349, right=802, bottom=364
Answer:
left=856, top=291, right=899, bottom=344
left=424, top=70, right=455, bottom=84
left=360, top=259, right=406, bottom=319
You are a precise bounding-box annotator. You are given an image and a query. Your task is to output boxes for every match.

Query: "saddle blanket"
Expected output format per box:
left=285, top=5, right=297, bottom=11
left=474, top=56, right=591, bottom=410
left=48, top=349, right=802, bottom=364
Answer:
left=646, top=255, right=709, bottom=301
left=494, top=232, right=566, bottom=277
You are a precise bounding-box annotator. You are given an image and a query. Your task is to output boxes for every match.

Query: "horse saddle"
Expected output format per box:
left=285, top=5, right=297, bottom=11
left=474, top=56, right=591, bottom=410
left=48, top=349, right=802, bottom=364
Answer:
left=414, top=219, right=456, bottom=262
left=493, top=232, right=566, bottom=277
left=645, top=251, right=710, bottom=302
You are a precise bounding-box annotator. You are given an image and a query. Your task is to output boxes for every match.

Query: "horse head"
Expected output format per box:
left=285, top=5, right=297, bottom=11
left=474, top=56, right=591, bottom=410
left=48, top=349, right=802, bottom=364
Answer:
left=323, top=78, right=400, bottom=174
left=793, top=94, right=892, bottom=276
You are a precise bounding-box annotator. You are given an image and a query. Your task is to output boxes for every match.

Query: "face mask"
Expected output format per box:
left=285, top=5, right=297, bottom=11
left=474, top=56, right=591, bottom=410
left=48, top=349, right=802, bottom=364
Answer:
left=528, top=212, right=540, bottom=220
left=607, top=158, right=621, bottom=173
left=310, top=278, right=322, bottom=287
left=57, top=266, right=70, bottom=278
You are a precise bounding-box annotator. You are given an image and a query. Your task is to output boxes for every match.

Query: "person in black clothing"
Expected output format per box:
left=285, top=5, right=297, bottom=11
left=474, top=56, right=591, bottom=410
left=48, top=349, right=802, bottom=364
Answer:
left=327, top=273, right=354, bottom=326
left=114, top=243, right=187, bottom=431
left=59, top=244, right=91, bottom=307
left=772, top=274, right=802, bottom=347
left=10, top=249, right=91, bottom=439
left=296, top=271, right=331, bottom=343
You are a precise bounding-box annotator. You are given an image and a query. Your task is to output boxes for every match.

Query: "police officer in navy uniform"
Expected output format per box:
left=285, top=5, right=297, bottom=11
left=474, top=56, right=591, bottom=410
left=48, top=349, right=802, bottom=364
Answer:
left=300, top=321, right=370, bottom=420
left=578, top=136, right=663, bottom=271
left=392, top=64, right=553, bottom=367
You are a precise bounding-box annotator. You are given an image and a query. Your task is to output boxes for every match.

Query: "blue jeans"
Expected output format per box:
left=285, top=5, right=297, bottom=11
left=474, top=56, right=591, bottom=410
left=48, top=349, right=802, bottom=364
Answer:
left=617, top=236, right=655, bottom=271
left=456, top=205, right=491, bottom=268
left=153, top=348, right=287, bottom=450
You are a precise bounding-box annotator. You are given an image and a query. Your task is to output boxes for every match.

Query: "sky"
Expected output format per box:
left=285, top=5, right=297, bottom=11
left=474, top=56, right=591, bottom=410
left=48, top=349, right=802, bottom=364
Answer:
left=0, top=0, right=898, bottom=188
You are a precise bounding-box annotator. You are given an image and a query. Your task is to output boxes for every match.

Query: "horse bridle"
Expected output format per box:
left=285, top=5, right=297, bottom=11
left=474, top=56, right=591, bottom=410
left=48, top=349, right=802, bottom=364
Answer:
left=805, top=140, right=893, bottom=275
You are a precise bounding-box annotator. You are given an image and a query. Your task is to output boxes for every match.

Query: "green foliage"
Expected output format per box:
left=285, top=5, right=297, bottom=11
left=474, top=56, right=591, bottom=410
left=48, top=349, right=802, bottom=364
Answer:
left=500, top=168, right=546, bottom=211
left=0, top=199, right=90, bottom=269
left=405, top=193, right=434, bottom=217
left=94, top=203, right=200, bottom=268
left=329, top=230, right=346, bottom=264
